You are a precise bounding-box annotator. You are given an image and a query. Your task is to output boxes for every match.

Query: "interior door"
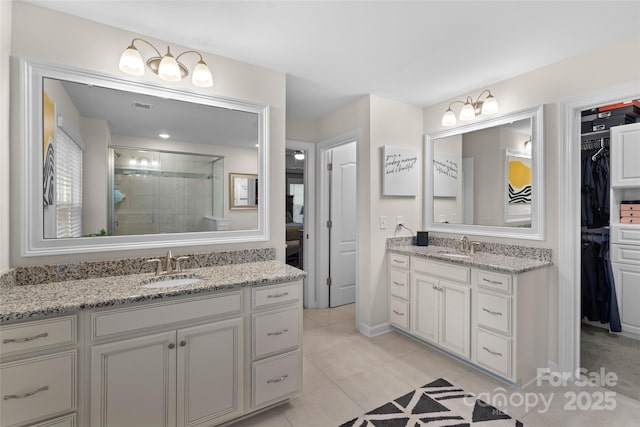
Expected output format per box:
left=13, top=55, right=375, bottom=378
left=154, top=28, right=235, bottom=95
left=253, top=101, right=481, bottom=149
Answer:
left=329, top=141, right=357, bottom=307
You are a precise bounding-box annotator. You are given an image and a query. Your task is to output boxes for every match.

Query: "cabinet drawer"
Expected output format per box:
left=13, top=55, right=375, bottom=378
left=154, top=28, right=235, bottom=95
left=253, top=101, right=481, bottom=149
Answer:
left=390, top=269, right=410, bottom=299
left=253, top=282, right=300, bottom=309
left=390, top=298, right=410, bottom=330
left=389, top=253, right=410, bottom=270
left=252, top=350, right=301, bottom=407
left=475, top=270, right=512, bottom=293
left=413, top=258, right=470, bottom=284
left=476, top=329, right=511, bottom=379
left=30, top=414, right=76, bottom=427
left=1, top=316, right=76, bottom=356
left=91, top=292, right=241, bottom=340
left=253, top=307, right=300, bottom=360
left=611, top=225, right=640, bottom=245
left=611, top=244, right=640, bottom=264
left=1, top=350, right=76, bottom=427
left=477, top=292, right=512, bottom=336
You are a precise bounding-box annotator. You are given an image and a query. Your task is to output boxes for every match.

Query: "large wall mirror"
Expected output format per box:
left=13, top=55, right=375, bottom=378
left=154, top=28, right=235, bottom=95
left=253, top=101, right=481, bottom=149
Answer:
left=424, top=105, right=544, bottom=240
left=19, top=58, right=269, bottom=256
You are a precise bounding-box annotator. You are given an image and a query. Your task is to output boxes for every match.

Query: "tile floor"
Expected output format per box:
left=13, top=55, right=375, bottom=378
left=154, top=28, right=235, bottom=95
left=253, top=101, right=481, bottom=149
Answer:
left=234, top=304, right=640, bottom=426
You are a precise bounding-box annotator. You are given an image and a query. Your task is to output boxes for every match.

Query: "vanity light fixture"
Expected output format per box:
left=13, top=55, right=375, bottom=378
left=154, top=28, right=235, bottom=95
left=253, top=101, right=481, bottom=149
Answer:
left=441, top=89, right=499, bottom=126
left=294, top=151, right=305, bottom=160
left=119, top=38, right=213, bottom=88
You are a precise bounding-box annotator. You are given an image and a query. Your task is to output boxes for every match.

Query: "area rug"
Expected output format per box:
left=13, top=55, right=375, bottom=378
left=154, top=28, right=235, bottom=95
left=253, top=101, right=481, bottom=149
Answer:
left=340, top=378, right=523, bottom=427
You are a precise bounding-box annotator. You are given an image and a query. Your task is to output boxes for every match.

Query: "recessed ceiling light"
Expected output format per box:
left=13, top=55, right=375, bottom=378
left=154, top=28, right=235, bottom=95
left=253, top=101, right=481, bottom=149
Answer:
left=158, top=133, right=170, bottom=139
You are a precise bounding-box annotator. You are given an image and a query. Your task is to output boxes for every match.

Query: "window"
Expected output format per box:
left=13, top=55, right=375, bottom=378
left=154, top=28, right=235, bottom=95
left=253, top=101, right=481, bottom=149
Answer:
left=289, top=183, right=304, bottom=223
left=55, top=126, right=83, bottom=237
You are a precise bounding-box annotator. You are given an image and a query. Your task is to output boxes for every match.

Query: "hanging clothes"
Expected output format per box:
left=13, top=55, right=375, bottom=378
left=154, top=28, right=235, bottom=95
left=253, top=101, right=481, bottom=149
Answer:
left=581, top=141, right=610, bottom=228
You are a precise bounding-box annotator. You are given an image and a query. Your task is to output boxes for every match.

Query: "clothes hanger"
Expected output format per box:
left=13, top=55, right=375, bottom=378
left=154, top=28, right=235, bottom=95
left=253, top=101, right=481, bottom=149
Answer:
left=591, top=138, right=606, bottom=161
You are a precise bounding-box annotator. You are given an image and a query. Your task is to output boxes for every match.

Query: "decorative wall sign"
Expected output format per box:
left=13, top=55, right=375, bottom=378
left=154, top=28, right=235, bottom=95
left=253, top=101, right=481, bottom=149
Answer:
left=43, top=91, right=55, bottom=206
left=382, top=145, right=418, bottom=196
left=433, top=153, right=459, bottom=197
left=505, top=150, right=532, bottom=222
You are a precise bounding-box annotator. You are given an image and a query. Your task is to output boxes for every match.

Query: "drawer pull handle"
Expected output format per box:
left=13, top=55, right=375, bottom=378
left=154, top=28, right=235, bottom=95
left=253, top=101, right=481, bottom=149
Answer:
left=393, top=259, right=405, bottom=264
left=392, top=281, right=405, bottom=287
left=267, top=374, right=288, bottom=384
left=482, top=308, right=503, bottom=316
left=168, top=343, right=176, bottom=349
left=482, top=278, right=502, bottom=285
left=4, top=385, right=49, bottom=400
left=3, top=332, right=49, bottom=344
left=392, top=310, right=405, bottom=316
left=267, top=329, right=289, bottom=336
left=482, top=346, right=503, bottom=357
left=267, top=292, right=289, bottom=299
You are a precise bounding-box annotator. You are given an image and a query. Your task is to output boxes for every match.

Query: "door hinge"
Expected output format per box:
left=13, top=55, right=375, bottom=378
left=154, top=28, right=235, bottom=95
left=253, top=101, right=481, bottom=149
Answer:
left=327, top=163, right=333, bottom=171
left=326, top=220, right=332, bottom=229
left=326, top=277, right=332, bottom=286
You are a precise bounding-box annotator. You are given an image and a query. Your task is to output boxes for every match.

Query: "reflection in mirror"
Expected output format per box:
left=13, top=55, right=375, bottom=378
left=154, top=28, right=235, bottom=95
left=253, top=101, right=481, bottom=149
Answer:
left=424, top=105, right=544, bottom=240
left=432, top=118, right=532, bottom=227
left=20, top=59, right=268, bottom=256
left=229, top=173, right=258, bottom=209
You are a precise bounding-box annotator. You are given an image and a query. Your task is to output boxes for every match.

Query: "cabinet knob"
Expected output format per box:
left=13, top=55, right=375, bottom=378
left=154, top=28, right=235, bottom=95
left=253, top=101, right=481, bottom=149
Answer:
left=180, top=340, right=187, bottom=347
left=168, top=343, right=175, bottom=349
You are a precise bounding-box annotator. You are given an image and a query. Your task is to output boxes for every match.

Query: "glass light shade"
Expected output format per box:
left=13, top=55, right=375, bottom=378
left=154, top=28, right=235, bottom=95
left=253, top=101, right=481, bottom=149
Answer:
left=459, top=102, right=476, bottom=121
left=119, top=46, right=145, bottom=76
left=192, top=60, right=213, bottom=87
left=442, top=109, right=457, bottom=126
left=294, top=152, right=305, bottom=160
left=481, top=94, right=499, bottom=115
left=158, top=53, right=182, bottom=82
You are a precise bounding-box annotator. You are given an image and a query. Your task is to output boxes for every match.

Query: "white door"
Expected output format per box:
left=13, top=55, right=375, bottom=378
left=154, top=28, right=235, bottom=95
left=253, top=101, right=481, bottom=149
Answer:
left=91, top=331, right=177, bottom=427
left=439, top=280, right=471, bottom=358
left=412, top=272, right=439, bottom=344
left=611, top=262, right=640, bottom=336
left=610, top=122, right=640, bottom=188
left=176, top=318, right=243, bottom=427
left=328, top=141, right=357, bottom=307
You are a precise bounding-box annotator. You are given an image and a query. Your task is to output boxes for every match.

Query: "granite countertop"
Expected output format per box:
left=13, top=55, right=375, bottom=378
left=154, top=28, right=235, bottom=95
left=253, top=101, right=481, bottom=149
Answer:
left=389, top=245, right=552, bottom=274
left=0, top=260, right=306, bottom=322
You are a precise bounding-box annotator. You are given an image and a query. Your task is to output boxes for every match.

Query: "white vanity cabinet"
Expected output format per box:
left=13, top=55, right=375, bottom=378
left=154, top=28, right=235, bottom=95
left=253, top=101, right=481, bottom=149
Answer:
left=411, top=259, right=471, bottom=359
left=0, top=316, right=78, bottom=427
left=89, top=292, right=244, bottom=427
left=388, top=252, right=549, bottom=385
left=388, top=253, right=411, bottom=331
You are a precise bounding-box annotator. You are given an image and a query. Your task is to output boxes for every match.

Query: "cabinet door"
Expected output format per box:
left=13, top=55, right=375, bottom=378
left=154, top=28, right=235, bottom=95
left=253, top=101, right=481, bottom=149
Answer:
left=91, top=331, right=177, bottom=427
left=412, top=273, right=439, bottom=344
left=612, top=262, right=640, bottom=336
left=611, top=122, right=640, bottom=188
left=439, top=280, right=471, bottom=359
left=177, top=318, right=243, bottom=427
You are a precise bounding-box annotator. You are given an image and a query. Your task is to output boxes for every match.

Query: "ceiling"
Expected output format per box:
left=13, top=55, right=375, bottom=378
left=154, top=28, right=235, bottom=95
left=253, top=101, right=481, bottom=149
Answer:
left=26, top=1, right=640, bottom=119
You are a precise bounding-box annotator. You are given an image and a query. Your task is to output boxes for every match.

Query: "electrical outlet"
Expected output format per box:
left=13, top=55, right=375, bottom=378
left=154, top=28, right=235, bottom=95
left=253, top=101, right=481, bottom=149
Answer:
left=396, top=216, right=405, bottom=228
left=439, top=214, right=446, bottom=223
left=379, top=216, right=387, bottom=230
left=450, top=213, right=457, bottom=222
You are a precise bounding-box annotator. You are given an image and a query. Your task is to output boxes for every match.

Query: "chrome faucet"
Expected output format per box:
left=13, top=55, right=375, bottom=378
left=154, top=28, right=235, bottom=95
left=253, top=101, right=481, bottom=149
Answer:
left=459, top=235, right=470, bottom=253
left=165, top=250, right=175, bottom=274
left=147, top=251, right=189, bottom=276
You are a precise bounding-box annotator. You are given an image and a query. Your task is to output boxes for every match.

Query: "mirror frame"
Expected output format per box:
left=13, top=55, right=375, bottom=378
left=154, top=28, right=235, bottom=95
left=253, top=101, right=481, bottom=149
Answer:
left=18, top=58, right=270, bottom=256
left=423, top=105, right=544, bottom=240
left=229, top=173, right=258, bottom=210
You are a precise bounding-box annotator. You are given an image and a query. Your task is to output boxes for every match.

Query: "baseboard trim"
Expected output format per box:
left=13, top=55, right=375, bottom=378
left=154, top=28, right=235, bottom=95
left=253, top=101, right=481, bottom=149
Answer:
left=358, top=322, right=393, bottom=337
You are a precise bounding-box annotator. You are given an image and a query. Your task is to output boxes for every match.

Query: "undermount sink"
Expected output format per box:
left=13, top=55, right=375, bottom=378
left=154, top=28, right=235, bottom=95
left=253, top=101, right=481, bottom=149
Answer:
left=437, top=251, right=472, bottom=259
left=141, top=276, right=202, bottom=289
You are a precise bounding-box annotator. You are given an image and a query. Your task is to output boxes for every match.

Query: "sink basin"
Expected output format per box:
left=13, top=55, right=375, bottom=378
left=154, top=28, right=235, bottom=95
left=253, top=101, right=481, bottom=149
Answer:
left=437, top=251, right=471, bottom=259
left=141, top=276, right=202, bottom=289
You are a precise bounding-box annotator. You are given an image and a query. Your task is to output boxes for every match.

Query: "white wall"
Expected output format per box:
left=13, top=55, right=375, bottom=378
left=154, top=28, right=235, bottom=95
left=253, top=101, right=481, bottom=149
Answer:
left=9, top=2, right=286, bottom=265
left=286, top=115, right=317, bottom=143
left=0, top=0, right=11, bottom=273
left=423, top=31, right=640, bottom=364
left=80, top=118, right=110, bottom=235
left=433, top=134, right=462, bottom=224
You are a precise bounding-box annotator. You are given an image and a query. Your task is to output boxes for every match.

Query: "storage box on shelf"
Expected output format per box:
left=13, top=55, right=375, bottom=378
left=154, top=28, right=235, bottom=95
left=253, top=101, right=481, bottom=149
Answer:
left=610, top=122, right=640, bottom=338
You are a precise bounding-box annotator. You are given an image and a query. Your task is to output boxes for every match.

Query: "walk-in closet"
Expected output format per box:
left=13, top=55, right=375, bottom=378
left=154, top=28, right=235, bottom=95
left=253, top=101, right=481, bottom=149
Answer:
left=580, top=100, right=640, bottom=401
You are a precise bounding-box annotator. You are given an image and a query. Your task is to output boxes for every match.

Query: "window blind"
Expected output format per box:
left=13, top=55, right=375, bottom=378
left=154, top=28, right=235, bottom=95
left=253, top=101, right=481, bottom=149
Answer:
left=55, top=125, right=83, bottom=238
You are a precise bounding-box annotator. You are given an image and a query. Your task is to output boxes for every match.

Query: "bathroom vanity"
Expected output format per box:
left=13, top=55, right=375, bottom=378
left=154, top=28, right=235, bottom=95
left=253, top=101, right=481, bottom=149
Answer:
left=0, top=259, right=304, bottom=427
left=388, top=240, right=551, bottom=386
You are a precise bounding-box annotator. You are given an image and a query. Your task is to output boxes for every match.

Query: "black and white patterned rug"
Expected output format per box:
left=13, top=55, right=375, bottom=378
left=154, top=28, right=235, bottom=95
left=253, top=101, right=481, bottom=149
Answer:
left=340, top=378, right=523, bottom=427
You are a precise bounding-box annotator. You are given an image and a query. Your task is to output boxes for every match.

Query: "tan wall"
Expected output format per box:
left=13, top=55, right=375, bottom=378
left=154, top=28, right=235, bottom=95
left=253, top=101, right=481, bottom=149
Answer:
left=9, top=2, right=286, bottom=265
left=286, top=115, right=317, bottom=143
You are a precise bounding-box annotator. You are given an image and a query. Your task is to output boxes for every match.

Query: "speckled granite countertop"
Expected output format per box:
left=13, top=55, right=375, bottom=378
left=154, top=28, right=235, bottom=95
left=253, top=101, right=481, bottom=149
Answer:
left=389, top=245, right=552, bottom=274
left=0, top=261, right=306, bottom=322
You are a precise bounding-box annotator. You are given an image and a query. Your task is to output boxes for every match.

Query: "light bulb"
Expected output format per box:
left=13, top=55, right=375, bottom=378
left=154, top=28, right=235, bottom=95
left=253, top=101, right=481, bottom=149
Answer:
left=459, top=102, right=476, bottom=121
left=158, top=133, right=170, bottom=139
left=481, top=94, right=499, bottom=115
left=192, top=60, right=213, bottom=87
left=119, top=44, right=144, bottom=76
left=442, top=108, right=456, bottom=126
left=294, top=151, right=305, bottom=160
left=157, top=48, right=182, bottom=82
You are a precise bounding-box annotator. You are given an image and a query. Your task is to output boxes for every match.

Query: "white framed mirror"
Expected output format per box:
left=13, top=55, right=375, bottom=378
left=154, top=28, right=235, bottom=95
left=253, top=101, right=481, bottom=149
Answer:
left=18, top=58, right=270, bottom=256
left=424, top=105, right=544, bottom=240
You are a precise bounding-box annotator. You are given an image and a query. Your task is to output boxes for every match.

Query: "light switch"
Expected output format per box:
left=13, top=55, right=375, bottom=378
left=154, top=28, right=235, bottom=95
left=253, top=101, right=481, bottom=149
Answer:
left=379, top=216, right=387, bottom=230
